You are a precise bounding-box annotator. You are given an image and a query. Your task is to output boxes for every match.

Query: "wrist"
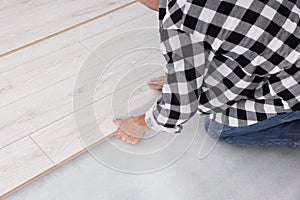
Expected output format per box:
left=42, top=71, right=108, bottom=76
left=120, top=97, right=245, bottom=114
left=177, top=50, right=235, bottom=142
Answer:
left=132, top=114, right=149, bottom=128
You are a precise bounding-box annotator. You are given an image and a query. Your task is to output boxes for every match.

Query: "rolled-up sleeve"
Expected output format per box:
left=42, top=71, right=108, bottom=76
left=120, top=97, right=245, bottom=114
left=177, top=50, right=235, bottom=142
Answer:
left=145, top=28, right=206, bottom=133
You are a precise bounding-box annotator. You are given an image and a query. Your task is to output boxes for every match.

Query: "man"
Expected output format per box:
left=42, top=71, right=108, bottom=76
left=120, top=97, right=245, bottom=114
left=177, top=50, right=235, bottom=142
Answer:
left=113, top=0, right=300, bottom=148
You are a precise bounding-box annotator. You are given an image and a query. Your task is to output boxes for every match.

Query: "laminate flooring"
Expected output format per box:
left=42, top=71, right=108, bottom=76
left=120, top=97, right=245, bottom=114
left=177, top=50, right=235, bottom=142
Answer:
left=0, top=1, right=160, bottom=198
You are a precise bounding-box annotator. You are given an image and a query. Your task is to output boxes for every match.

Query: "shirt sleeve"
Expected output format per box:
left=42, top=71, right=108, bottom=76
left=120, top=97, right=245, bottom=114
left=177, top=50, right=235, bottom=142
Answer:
left=145, top=27, right=206, bottom=133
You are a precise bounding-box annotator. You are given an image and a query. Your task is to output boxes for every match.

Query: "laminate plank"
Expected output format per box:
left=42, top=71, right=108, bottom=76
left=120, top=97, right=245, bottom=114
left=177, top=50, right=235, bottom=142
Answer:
left=31, top=73, right=163, bottom=164
left=0, top=137, right=54, bottom=196
left=0, top=0, right=133, bottom=56
left=0, top=73, right=82, bottom=149
left=0, top=0, right=36, bottom=11
left=0, top=80, right=160, bottom=195
left=93, top=46, right=164, bottom=99
left=0, top=26, right=159, bottom=148
left=29, top=114, right=84, bottom=165
left=0, top=5, right=156, bottom=107
left=0, top=16, right=158, bottom=152
left=0, top=43, right=100, bottom=107
left=0, top=44, right=163, bottom=149
left=0, top=4, right=155, bottom=75
left=0, top=25, right=159, bottom=108
left=0, top=45, right=99, bottom=149
left=29, top=36, right=164, bottom=165
left=0, top=0, right=22, bottom=8
left=0, top=4, right=161, bottom=197
left=30, top=0, right=58, bottom=6
left=0, top=6, right=159, bottom=150
left=0, top=3, right=153, bottom=74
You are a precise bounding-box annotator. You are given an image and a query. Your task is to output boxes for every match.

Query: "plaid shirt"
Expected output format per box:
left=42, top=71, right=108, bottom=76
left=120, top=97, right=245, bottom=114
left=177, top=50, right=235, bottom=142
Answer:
left=145, top=0, right=300, bottom=133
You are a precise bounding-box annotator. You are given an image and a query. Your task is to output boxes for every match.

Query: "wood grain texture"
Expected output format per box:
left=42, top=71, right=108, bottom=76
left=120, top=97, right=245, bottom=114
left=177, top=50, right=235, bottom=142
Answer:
left=0, top=2, right=162, bottom=198
left=0, top=133, right=115, bottom=199
left=0, top=7, right=159, bottom=149
left=1, top=70, right=163, bottom=197
left=0, top=46, right=99, bottom=148
left=0, top=3, right=154, bottom=74
left=30, top=0, right=58, bottom=6
left=31, top=77, right=163, bottom=164
left=0, top=46, right=163, bottom=147
left=0, top=44, right=100, bottom=107
left=0, top=0, right=133, bottom=56
left=0, top=0, right=36, bottom=12
left=0, top=137, right=54, bottom=196
left=0, top=6, right=157, bottom=107
left=29, top=17, right=162, bottom=167
left=30, top=114, right=84, bottom=165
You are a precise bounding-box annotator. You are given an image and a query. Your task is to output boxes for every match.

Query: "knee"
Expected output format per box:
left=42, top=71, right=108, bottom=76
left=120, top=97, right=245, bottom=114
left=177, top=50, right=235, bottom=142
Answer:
left=204, top=116, right=223, bottom=138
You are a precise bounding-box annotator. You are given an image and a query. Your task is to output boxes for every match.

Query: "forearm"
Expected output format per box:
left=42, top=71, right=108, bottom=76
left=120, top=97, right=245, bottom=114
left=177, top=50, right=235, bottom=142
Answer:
left=132, top=114, right=149, bottom=128
left=145, top=70, right=201, bottom=133
left=145, top=29, right=205, bottom=134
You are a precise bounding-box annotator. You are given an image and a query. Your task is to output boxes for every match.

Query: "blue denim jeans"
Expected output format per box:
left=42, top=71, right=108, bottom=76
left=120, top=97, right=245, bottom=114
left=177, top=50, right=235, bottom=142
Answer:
left=204, top=111, right=300, bottom=149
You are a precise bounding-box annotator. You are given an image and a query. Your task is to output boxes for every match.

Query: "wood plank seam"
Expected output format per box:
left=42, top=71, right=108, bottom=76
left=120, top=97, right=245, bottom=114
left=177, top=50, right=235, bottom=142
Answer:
left=0, top=43, right=160, bottom=150
left=0, top=64, right=150, bottom=150
left=0, top=133, right=115, bottom=199
left=0, top=50, right=100, bottom=109
left=28, top=135, right=56, bottom=165
left=0, top=3, right=152, bottom=76
left=0, top=2, right=155, bottom=198
left=0, top=1, right=136, bottom=58
left=0, top=107, right=75, bottom=150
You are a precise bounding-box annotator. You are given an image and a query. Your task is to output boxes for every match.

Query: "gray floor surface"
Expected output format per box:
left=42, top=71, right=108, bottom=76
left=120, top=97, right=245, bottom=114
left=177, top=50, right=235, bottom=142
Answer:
left=6, top=115, right=300, bottom=200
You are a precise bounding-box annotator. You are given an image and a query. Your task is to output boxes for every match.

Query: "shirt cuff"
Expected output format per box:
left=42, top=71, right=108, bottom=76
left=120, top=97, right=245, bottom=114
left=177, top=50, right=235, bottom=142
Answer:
left=144, top=103, right=181, bottom=134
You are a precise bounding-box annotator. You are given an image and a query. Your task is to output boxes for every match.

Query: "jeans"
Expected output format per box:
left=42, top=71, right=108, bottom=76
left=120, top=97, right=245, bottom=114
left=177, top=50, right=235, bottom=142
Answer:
left=204, top=111, right=300, bottom=149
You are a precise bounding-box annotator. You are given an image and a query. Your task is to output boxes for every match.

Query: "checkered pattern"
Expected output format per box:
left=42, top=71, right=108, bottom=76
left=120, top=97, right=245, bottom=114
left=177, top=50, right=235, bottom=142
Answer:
left=145, top=0, right=300, bottom=133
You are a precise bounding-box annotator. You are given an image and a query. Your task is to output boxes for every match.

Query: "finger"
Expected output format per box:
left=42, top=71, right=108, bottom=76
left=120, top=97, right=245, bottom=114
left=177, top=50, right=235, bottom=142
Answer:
left=150, top=76, right=166, bottom=82
left=148, top=79, right=166, bottom=84
left=115, top=129, right=124, bottom=139
left=131, top=137, right=140, bottom=144
left=127, top=136, right=136, bottom=144
left=148, top=82, right=165, bottom=87
left=122, top=135, right=129, bottom=141
left=147, top=83, right=163, bottom=90
left=118, top=130, right=129, bottom=141
left=148, top=82, right=165, bottom=88
left=126, top=136, right=134, bottom=144
left=148, top=82, right=164, bottom=89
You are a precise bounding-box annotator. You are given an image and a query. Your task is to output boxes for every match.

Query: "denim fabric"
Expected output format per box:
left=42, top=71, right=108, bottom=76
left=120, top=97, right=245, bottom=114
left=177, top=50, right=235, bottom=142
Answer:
left=204, top=111, right=300, bottom=149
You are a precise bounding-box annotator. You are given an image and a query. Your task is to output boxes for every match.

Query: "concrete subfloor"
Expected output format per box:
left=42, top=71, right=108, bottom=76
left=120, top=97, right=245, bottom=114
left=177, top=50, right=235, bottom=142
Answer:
left=6, top=115, right=300, bottom=200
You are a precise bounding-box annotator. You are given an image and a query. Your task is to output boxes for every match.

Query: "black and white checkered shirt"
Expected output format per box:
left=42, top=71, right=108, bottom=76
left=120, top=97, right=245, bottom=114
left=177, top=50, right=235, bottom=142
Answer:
left=145, top=0, right=300, bottom=133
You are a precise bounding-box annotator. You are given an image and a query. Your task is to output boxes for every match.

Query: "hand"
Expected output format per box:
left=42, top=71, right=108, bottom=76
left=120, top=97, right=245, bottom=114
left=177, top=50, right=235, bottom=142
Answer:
left=113, top=114, right=150, bottom=144
left=136, top=0, right=159, bottom=11
left=147, top=76, right=166, bottom=90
